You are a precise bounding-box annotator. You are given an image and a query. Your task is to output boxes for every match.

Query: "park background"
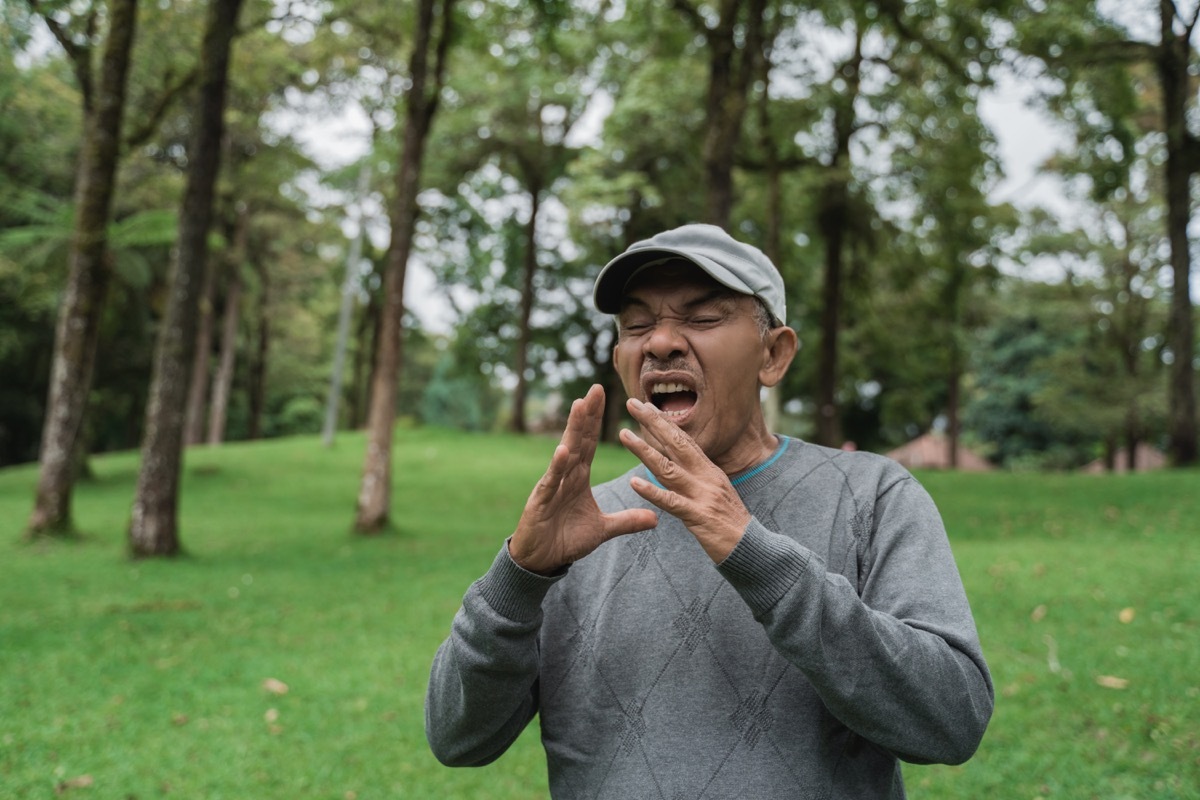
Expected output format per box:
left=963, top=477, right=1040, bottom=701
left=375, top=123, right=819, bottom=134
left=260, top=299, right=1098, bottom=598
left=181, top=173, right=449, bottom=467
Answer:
left=2, top=0, right=1198, bottom=797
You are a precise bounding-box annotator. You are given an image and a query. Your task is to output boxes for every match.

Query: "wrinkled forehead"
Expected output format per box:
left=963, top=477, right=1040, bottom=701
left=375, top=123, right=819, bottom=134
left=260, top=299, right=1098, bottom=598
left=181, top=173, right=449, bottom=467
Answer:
left=617, top=259, right=744, bottom=311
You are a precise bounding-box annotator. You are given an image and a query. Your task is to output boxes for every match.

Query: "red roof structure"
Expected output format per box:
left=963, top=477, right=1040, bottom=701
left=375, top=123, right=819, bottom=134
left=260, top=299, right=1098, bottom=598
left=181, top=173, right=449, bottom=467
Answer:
left=1082, top=443, right=1167, bottom=474
left=885, top=432, right=993, bottom=472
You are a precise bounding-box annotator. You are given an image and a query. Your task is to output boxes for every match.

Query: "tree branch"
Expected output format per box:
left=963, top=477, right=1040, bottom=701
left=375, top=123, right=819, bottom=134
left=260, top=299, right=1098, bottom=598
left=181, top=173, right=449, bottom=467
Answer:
left=736, top=152, right=816, bottom=171
left=27, top=0, right=93, bottom=108
left=1182, top=132, right=1200, bottom=176
left=1166, top=0, right=1187, bottom=31
left=125, top=68, right=199, bottom=150
left=1186, top=0, right=1200, bottom=39
left=874, top=0, right=969, bottom=82
left=1057, top=38, right=1158, bottom=67
left=671, top=0, right=707, bottom=35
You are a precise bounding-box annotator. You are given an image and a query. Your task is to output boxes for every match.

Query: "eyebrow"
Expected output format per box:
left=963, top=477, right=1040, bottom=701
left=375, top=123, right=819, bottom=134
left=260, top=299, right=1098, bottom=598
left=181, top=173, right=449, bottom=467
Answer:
left=619, top=288, right=739, bottom=315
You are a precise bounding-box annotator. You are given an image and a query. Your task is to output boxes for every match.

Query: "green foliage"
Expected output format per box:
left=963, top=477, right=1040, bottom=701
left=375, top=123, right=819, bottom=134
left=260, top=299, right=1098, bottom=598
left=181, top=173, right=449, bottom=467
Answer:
left=420, top=351, right=500, bottom=431
left=275, top=396, right=324, bottom=436
left=0, top=0, right=1188, bottom=471
left=1008, top=2, right=1151, bottom=201
left=1, top=430, right=1197, bottom=797
left=963, top=302, right=1099, bottom=469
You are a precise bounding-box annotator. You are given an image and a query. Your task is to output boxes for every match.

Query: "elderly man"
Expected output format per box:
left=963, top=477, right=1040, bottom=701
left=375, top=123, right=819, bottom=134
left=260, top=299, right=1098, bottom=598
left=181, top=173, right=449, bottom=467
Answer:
left=426, top=224, right=992, bottom=798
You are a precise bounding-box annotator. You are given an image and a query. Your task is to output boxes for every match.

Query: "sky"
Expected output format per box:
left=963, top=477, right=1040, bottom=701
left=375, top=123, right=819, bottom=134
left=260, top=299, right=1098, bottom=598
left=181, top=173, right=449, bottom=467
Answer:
left=291, top=72, right=1076, bottom=335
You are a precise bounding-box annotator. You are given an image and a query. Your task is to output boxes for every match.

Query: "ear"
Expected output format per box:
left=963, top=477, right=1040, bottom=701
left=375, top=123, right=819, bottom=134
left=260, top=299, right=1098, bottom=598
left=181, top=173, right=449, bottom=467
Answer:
left=759, top=326, right=798, bottom=388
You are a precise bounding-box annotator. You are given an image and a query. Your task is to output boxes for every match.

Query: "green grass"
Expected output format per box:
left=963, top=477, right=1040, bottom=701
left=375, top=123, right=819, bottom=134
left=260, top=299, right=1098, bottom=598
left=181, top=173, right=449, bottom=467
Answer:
left=1, top=429, right=1198, bottom=799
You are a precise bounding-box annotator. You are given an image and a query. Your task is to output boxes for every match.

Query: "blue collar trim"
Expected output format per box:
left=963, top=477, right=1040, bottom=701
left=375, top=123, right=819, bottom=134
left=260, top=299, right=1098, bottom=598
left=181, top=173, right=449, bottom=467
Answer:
left=730, top=436, right=789, bottom=486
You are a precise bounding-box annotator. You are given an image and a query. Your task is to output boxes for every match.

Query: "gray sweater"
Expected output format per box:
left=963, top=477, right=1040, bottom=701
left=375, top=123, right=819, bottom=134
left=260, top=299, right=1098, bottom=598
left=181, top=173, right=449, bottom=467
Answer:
left=426, top=437, right=993, bottom=799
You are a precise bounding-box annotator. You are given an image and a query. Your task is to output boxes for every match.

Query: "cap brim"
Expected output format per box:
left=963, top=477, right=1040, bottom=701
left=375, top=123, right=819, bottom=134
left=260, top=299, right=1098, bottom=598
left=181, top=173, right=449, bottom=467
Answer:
left=593, top=248, right=756, bottom=314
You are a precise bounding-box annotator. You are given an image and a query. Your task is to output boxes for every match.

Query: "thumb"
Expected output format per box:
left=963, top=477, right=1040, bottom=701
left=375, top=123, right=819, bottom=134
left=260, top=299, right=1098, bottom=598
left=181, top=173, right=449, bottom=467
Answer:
left=601, top=508, right=658, bottom=541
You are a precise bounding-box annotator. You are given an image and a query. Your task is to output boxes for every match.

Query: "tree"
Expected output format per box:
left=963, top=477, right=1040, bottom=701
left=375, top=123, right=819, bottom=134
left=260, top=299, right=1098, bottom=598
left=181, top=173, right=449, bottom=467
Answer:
left=1013, top=0, right=1199, bottom=464
left=963, top=297, right=1096, bottom=469
left=1022, top=192, right=1170, bottom=467
left=434, top=1, right=598, bottom=433
left=1156, top=1, right=1199, bottom=465
left=322, top=162, right=373, bottom=447
left=354, top=0, right=455, bottom=533
left=26, top=0, right=140, bottom=536
left=672, top=0, right=769, bottom=227
left=129, top=0, right=246, bottom=556
left=205, top=203, right=248, bottom=444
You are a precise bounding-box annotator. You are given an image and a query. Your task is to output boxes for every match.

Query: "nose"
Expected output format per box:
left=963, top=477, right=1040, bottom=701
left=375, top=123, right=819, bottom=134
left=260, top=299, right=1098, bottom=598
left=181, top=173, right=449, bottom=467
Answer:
left=644, top=319, right=688, bottom=361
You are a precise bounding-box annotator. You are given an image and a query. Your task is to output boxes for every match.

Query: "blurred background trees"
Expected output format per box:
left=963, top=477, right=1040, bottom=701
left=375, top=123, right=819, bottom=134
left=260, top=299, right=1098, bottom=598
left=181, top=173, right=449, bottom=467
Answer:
left=2, top=0, right=1196, bottom=543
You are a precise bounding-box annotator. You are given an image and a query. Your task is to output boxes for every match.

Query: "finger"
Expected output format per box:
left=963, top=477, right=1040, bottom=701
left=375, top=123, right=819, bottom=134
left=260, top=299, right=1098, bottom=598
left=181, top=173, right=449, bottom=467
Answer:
left=558, top=391, right=597, bottom=469
left=576, top=384, right=605, bottom=466
left=625, top=397, right=702, bottom=462
left=618, top=427, right=677, bottom=484
left=533, top=443, right=571, bottom=502
left=629, top=475, right=683, bottom=516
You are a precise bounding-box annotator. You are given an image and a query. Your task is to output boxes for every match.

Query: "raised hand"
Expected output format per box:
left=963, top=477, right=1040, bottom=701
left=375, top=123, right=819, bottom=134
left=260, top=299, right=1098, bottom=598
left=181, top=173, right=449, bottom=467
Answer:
left=619, top=397, right=752, bottom=563
left=508, top=385, right=659, bottom=575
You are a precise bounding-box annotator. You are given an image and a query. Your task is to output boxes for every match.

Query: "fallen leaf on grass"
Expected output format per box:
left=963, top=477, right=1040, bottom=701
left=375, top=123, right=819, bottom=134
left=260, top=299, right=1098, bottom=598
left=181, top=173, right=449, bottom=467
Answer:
left=262, top=678, right=289, bottom=695
left=54, top=775, right=93, bottom=794
left=171, top=713, right=189, bottom=726
left=1030, top=604, right=1047, bottom=622
left=264, top=708, right=279, bottom=723
left=1096, top=675, right=1129, bottom=689
left=1118, top=607, right=1135, bottom=624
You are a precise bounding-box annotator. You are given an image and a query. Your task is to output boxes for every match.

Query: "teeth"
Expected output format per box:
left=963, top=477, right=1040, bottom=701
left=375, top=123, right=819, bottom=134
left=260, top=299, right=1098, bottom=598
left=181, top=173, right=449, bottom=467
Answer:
left=651, top=382, right=691, bottom=394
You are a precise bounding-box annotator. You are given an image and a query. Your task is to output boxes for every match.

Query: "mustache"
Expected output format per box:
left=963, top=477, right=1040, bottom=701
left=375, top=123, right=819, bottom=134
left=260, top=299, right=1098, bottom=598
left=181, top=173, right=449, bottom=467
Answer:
left=640, top=358, right=697, bottom=378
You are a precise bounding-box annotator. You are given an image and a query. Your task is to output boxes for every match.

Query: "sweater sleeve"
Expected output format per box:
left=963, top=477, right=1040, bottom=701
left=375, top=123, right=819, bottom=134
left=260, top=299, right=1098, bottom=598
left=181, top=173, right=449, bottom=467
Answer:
left=425, top=542, right=562, bottom=766
left=715, top=476, right=994, bottom=765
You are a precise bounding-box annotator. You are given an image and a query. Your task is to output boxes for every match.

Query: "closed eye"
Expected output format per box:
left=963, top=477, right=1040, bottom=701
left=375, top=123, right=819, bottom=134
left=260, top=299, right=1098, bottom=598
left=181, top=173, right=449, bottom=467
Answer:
left=688, top=315, right=724, bottom=327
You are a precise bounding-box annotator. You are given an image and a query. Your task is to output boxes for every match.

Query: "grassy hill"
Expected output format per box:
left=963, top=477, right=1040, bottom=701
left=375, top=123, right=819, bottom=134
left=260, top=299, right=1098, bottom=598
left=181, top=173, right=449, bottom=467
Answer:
left=2, top=428, right=1197, bottom=798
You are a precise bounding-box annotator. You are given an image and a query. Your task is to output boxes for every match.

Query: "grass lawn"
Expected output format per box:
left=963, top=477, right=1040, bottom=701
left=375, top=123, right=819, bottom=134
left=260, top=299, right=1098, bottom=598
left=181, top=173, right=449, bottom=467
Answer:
left=1, top=427, right=1198, bottom=799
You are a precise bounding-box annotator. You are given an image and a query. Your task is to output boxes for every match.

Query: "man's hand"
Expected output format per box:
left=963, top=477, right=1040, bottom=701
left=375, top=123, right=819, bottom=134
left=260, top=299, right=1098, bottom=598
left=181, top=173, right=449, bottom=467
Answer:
left=619, top=398, right=752, bottom=563
left=508, top=385, right=659, bottom=575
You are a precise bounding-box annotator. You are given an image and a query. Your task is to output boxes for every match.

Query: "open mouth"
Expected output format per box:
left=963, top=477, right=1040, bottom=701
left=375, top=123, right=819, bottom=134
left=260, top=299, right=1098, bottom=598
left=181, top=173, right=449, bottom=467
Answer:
left=649, top=381, right=698, bottom=419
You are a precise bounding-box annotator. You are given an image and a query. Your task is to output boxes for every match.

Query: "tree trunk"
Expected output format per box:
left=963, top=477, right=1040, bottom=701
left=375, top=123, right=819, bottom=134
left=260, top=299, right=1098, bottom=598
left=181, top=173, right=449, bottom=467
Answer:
left=947, top=349, right=961, bottom=469
left=183, top=255, right=217, bottom=445
left=354, top=0, right=454, bottom=533
left=814, top=177, right=846, bottom=448
left=1159, top=9, right=1198, bottom=466
left=813, top=30, right=862, bottom=449
left=206, top=251, right=243, bottom=443
left=692, top=0, right=765, bottom=227
left=247, top=257, right=270, bottom=440
left=349, top=290, right=377, bottom=429
left=129, top=0, right=244, bottom=556
left=28, top=0, right=139, bottom=537
left=510, top=186, right=541, bottom=434
left=206, top=204, right=249, bottom=445
left=324, top=165, right=373, bottom=446
left=758, top=61, right=785, bottom=433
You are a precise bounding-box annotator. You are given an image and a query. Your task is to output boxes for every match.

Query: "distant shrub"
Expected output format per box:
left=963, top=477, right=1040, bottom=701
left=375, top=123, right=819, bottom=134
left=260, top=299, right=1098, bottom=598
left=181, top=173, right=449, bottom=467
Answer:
left=275, top=396, right=323, bottom=436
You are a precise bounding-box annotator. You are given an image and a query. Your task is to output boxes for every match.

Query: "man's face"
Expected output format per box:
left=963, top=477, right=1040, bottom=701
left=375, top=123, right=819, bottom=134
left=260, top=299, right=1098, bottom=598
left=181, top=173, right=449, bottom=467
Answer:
left=612, top=263, right=772, bottom=469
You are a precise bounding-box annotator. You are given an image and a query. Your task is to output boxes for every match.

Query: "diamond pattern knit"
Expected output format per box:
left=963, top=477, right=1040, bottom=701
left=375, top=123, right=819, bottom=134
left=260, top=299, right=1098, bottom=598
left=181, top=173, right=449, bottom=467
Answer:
left=427, top=437, right=993, bottom=799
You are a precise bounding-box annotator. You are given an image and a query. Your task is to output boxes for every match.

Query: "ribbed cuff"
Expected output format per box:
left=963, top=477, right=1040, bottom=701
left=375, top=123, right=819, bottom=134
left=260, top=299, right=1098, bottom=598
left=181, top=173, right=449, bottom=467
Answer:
left=474, top=540, right=566, bottom=622
left=716, top=519, right=810, bottom=616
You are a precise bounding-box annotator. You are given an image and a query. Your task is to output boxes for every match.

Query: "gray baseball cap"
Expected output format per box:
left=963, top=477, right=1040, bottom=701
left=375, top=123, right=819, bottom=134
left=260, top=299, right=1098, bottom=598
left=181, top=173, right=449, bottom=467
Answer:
left=593, top=223, right=786, bottom=323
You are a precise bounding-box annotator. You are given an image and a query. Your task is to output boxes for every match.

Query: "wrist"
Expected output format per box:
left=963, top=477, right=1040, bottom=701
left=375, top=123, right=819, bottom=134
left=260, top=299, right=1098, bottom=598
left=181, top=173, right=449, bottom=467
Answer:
left=697, top=508, right=752, bottom=563
left=507, top=536, right=560, bottom=576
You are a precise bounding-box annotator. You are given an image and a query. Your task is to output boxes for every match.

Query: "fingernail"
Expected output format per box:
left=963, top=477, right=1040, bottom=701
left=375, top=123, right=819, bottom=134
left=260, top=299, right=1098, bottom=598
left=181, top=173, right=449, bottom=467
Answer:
left=629, top=397, right=643, bottom=409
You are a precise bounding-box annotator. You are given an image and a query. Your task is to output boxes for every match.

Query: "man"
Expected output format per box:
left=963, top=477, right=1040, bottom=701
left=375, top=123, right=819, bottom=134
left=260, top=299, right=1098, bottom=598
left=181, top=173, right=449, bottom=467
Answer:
left=426, top=223, right=992, bottom=799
